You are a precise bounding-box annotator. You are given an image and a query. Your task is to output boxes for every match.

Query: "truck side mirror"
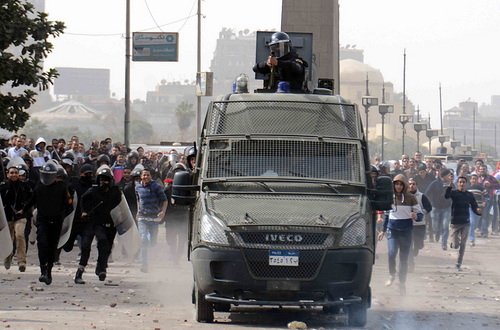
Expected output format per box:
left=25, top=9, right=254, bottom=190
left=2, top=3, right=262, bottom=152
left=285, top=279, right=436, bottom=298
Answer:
left=172, top=171, right=199, bottom=205
left=371, top=176, right=394, bottom=211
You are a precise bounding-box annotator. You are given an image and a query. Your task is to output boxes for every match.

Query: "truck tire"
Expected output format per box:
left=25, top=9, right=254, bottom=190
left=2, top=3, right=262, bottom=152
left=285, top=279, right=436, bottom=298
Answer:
left=347, top=300, right=367, bottom=327
left=195, top=283, right=214, bottom=323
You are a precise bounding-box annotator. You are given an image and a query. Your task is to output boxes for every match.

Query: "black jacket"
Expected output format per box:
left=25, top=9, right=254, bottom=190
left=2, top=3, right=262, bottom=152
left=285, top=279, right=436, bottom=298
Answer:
left=81, top=185, right=121, bottom=225
left=0, top=180, right=32, bottom=221
left=445, top=187, right=480, bottom=224
left=24, top=181, right=71, bottom=218
left=70, top=177, right=93, bottom=222
left=253, top=49, right=308, bottom=91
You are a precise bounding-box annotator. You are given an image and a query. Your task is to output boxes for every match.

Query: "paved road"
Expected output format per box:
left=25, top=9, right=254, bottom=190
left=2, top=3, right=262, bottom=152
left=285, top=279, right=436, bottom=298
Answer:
left=1, top=226, right=499, bottom=329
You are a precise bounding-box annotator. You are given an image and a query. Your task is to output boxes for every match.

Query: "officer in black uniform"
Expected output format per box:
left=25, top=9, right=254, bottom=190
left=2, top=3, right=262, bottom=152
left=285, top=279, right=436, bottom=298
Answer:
left=63, top=164, right=94, bottom=284
left=81, top=165, right=121, bottom=281
left=253, top=31, right=308, bottom=92
left=22, top=160, right=72, bottom=285
left=164, top=161, right=190, bottom=265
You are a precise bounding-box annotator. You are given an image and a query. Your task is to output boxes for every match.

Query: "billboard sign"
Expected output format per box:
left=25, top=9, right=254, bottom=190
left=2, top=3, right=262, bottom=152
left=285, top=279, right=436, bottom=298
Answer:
left=132, top=32, right=179, bottom=62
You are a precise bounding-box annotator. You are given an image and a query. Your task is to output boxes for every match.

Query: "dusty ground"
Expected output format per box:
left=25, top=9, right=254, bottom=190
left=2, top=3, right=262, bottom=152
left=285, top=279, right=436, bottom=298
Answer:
left=1, top=227, right=499, bottom=330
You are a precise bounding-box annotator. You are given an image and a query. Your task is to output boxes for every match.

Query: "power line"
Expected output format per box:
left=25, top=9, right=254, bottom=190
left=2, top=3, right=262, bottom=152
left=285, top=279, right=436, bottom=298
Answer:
left=64, top=14, right=197, bottom=37
left=144, top=0, right=163, bottom=32
left=177, top=0, right=197, bottom=32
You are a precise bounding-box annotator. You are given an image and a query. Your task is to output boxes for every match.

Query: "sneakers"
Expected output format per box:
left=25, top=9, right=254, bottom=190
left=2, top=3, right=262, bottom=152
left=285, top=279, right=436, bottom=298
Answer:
left=455, top=264, right=462, bottom=271
left=442, top=245, right=447, bottom=251
left=385, top=275, right=395, bottom=287
left=4, top=255, right=12, bottom=270
left=18, top=262, right=26, bottom=272
left=140, top=266, right=149, bottom=273
left=399, top=284, right=406, bottom=296
left=470, top=241, right=475, bottom=247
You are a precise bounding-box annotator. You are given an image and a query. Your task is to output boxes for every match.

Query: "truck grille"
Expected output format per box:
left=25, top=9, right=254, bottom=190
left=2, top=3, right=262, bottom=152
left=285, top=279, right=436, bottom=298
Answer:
left=243, top=249, right=325, bottom=280
left=237, top=232, right=331, bottom=249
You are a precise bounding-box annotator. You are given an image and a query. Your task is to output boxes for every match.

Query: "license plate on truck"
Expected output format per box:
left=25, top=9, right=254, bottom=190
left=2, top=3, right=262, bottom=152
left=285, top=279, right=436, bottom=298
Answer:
left=269, top=250, right=299, bottom=266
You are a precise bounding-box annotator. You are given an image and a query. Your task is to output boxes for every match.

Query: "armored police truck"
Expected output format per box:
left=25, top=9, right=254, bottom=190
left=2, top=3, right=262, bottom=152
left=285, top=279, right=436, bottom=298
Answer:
left=173, top=81, right=393, bottom=326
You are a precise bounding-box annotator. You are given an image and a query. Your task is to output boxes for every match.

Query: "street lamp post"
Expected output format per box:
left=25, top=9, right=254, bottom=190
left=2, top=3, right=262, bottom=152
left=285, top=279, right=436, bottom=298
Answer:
left=450, top=140, right=461, bottom=155
left=399, top=114, right=413, bottom=155
left=426, top=129, right=439, bottom=155
left=362, top=97, right=378, bottom=141
left=379, top=103, right=394, bottom=160
left=414, top=122, right=427, bottom=152
left=362, top=75, right=378, bottom=141
left=438, top=135, right=450, bottom=155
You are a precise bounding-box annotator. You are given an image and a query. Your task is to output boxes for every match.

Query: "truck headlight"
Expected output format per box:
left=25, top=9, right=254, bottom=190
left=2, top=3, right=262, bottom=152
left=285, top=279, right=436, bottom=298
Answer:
left=200, top=214, right=230, bottom=245
left=339, top=218, right=367, bottom=247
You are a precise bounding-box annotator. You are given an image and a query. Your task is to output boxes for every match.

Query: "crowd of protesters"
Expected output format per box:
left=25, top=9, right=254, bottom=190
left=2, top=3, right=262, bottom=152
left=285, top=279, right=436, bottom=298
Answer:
left=0, top=133, right=194, bottom=285
left=374, top=151, right=500, bottom=295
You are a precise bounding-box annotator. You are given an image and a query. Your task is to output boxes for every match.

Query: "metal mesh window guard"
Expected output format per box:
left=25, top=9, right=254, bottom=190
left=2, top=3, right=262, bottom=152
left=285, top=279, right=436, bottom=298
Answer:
left=207, top=101, right=360, bottom=138
left=205, top=139, right=363, bottom=183
left=207, top=193, right=362, bottom=227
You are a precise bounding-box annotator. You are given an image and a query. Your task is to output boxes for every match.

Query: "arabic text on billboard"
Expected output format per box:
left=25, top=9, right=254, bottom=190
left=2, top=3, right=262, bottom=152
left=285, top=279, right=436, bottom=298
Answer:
left=133, top=32, right=178, bottom=62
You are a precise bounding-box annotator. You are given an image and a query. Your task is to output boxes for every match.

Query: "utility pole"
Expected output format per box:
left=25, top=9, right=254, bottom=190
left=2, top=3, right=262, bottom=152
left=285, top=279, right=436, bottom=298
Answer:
left=124, top=0, right=131, bottom=147
left=196, top=0, right=202, bottom=139
left=473, top=106, right=476, bottom=149
left=439, top=83, right=443, bottom=134
left=402, top=49, right=406, bottom=155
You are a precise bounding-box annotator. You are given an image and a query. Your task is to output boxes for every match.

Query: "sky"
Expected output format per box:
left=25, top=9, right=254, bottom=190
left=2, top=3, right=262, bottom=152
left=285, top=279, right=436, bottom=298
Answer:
left=42, top=0, right=500, bottom=128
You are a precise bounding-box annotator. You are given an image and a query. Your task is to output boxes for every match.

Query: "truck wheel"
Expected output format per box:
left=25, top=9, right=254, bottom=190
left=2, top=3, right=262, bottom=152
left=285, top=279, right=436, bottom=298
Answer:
left=195, top=284, right=214, bottom=323
left=348, top=300, right=367, bottom=327
left=191, top=283, right=196, bottom=304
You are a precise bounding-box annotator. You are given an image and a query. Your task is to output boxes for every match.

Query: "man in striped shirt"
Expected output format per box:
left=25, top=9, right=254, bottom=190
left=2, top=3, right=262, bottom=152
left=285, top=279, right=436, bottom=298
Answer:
left=135, top=168, right=168, bottom=273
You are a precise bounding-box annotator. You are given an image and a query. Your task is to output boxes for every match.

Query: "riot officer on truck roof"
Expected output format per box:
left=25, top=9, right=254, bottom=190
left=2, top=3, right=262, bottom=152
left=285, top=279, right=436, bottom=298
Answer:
left=253, top=31, right=308, bottom=92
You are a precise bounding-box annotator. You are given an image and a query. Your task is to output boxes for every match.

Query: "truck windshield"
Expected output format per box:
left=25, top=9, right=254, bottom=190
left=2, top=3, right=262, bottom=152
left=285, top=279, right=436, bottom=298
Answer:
left=203, top=100, right=364, bottom=184
left=205, top=138, right=364, bottom=183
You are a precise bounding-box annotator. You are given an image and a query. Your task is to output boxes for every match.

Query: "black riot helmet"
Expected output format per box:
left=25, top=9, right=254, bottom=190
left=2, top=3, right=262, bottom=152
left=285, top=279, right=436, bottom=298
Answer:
left=61, top=151, right=75, bottom=162
left=269, top=31, right=291, bottom=58
left=56, top=164, right=67, bottom=179
left=97, top=154, right=110, bottom=166
left=186, top=147, right=196, bottom=170
left=39, top=160, right=58, bottom=185
left=96, top=165, right=114, bottom=183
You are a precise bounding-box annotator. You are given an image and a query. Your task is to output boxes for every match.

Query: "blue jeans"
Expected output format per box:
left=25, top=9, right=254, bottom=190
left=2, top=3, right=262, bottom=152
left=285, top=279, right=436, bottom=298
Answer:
left=138, top=220, right=159, bottom=267
left=480, top=203, right=492, bottom=236
left=469, top=208, right=481, bottom=242
left=387, top=229, right=412, bottom=285
left=431, top=208, right=451, bottom=246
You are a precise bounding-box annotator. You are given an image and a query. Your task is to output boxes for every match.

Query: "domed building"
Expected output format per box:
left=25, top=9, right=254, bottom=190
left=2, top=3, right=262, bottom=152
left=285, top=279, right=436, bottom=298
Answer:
left=339, top=55, right=416, bottom=144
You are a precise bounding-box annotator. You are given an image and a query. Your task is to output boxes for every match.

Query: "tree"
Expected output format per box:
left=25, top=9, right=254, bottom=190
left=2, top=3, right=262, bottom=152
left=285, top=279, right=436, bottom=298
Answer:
left=20, top=117, right=48, bottom=138
left=175, top=101, right=195, bottom=131
left=0, top=1, right=65, bottom=131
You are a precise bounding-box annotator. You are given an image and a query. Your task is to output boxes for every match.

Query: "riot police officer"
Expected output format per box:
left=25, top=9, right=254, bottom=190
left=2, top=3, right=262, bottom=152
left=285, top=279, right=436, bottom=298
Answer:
left=164, top=161, right=190, bottom=265
left=22, top=160, right=72, bottom=285
left=63, top=164, right=94, bottom=284
left=253, top=31, right=308, bottom=91
left=81, top=165, right=121, bottom=281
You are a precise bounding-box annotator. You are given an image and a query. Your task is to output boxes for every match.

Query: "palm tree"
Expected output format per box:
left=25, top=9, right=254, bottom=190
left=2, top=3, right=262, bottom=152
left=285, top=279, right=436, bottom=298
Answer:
left=175, top=101, right=195, bottom=131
